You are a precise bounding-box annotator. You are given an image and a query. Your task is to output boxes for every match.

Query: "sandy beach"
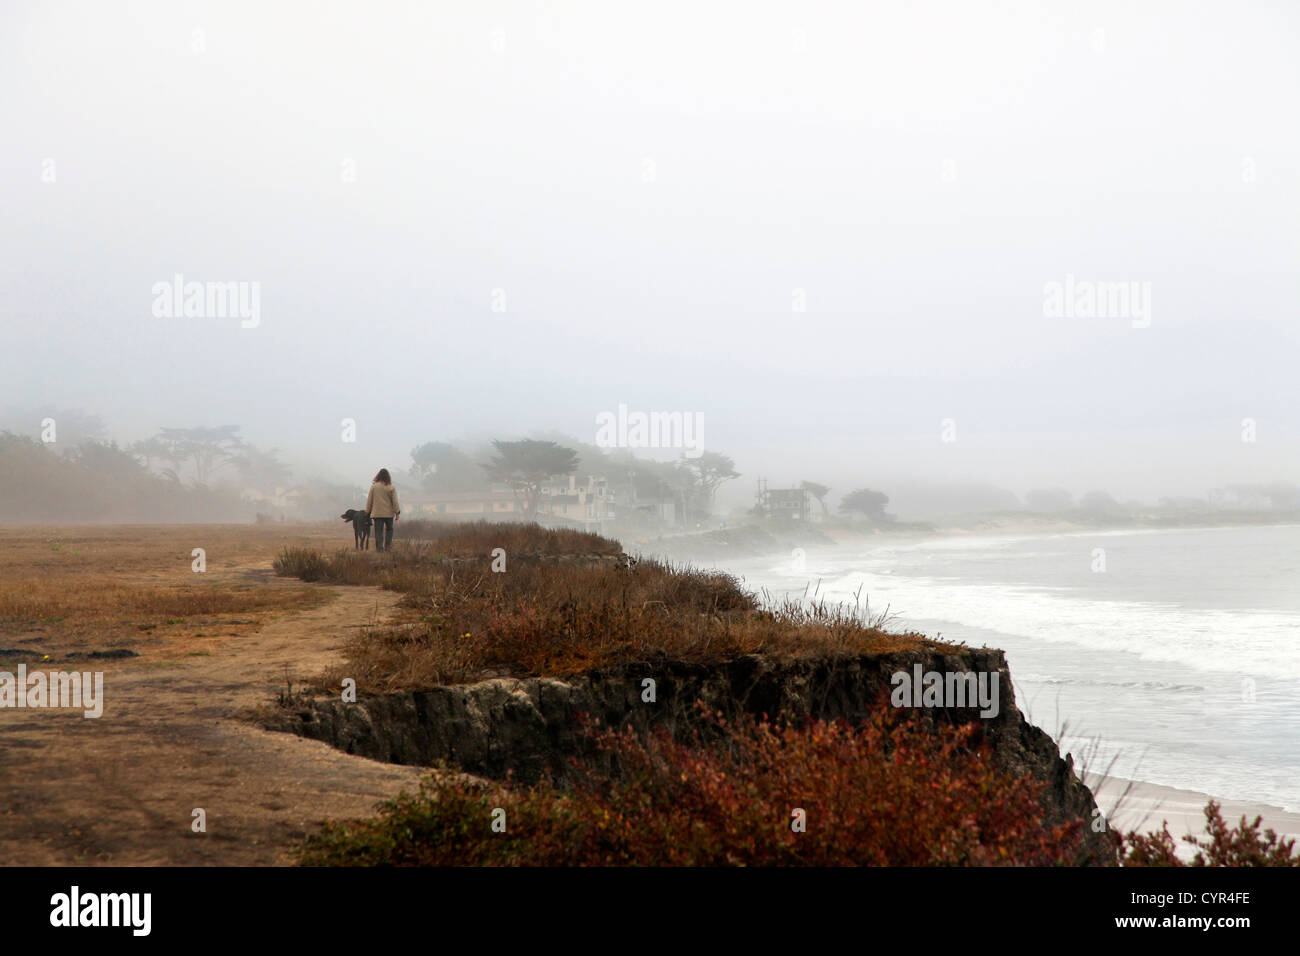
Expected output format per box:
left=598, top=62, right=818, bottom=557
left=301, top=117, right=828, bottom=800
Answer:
left=1093, top=775, right=1300, bottom=859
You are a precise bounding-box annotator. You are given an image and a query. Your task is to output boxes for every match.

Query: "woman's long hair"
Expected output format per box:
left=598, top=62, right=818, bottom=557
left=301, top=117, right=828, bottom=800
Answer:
left=373, top=468, right=392, bottom=485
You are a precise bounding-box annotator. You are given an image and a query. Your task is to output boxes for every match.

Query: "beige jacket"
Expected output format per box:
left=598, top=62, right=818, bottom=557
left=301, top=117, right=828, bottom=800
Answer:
left=366, top=481, right=400, bottom=519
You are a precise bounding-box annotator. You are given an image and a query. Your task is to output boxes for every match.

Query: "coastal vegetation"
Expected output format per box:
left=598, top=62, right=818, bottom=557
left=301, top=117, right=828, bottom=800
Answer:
left=1121, top=802, right=1300, bottom=867
left=298, top=707, right=1086, bottom=866
left=298, top=709, right=1300, bottom=866
left=273, top=522, right=944, bottom=689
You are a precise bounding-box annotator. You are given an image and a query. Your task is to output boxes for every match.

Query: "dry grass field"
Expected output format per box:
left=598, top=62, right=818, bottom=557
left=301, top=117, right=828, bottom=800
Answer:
left=0, top=522, right=430, bottom=865
left=0, top=524, right=335, bottom=661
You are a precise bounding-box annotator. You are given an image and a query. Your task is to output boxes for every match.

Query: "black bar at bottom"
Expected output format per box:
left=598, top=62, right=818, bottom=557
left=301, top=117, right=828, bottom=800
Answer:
left=1, top=865, right=1285, bottom=942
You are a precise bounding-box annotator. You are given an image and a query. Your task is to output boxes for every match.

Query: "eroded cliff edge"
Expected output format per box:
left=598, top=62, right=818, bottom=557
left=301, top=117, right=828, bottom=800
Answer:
left=265, top=646, right=1118, bottom=864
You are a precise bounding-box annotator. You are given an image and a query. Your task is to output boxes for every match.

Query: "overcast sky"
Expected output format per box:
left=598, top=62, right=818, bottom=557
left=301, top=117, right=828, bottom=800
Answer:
left=2, top=0, right=1297, bottom=508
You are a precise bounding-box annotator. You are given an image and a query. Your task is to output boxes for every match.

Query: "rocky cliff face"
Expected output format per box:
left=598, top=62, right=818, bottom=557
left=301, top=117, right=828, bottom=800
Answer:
left=265, top=648, right=1117, bottom=864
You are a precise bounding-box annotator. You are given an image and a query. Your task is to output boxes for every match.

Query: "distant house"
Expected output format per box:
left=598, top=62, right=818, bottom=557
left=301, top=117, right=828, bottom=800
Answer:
left=413, top=486, right=522, bottom=519
left=768, top=488, right=810, bottom=521
left=411, top=475, right=619, bottom=533
left=537, top=474, right=617, bottom=532
left=756, top=479, right=810, bottom=521
left=1209, top=486, right=1277, bottom=511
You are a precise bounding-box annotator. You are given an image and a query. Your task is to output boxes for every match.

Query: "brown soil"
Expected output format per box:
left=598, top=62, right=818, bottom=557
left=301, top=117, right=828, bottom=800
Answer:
left=0, top=551, right=426, bottom=866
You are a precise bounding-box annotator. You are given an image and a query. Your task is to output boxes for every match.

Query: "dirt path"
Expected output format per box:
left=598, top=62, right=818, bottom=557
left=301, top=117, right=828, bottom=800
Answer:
left=0, top=567, right=426, bottom=866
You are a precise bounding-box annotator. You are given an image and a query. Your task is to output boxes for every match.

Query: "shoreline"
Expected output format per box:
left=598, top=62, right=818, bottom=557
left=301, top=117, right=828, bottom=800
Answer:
left=1092, top=774, right=1300, bottom=857
left=824, top=516, right=1300, bottom=544
left=630, top=517, right=1300, bottom=568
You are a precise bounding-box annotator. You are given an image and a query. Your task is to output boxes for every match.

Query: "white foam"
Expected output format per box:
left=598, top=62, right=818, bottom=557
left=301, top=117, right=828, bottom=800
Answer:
left=811, top=570, right=1300, bottom=680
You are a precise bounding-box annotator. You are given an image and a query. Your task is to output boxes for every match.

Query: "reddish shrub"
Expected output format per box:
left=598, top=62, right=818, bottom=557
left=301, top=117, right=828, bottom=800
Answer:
left=299, top=707, right=1084, bottom=866
left=1121, top=800, right=1300, bottom=867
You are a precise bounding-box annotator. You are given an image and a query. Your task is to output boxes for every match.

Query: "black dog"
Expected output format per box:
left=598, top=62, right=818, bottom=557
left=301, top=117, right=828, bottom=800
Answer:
left=340, top=509, right=372, bottom=550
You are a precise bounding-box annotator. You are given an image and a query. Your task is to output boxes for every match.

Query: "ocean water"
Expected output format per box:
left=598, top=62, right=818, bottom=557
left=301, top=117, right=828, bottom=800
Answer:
left=724, top=525, right=1300, bottom=813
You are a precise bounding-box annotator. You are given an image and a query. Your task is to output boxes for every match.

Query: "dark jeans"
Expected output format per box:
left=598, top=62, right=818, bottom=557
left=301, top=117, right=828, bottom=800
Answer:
left=373, top=517, right=394, bottom=551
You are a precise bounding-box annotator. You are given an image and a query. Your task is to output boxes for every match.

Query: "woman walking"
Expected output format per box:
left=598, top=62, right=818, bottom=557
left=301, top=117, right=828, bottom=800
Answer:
left=366, top=468, right=401, bottom=552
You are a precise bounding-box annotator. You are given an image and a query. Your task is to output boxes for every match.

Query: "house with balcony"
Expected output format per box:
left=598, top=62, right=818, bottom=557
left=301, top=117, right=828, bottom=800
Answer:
left=537, top=474, right=618, bottom=533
